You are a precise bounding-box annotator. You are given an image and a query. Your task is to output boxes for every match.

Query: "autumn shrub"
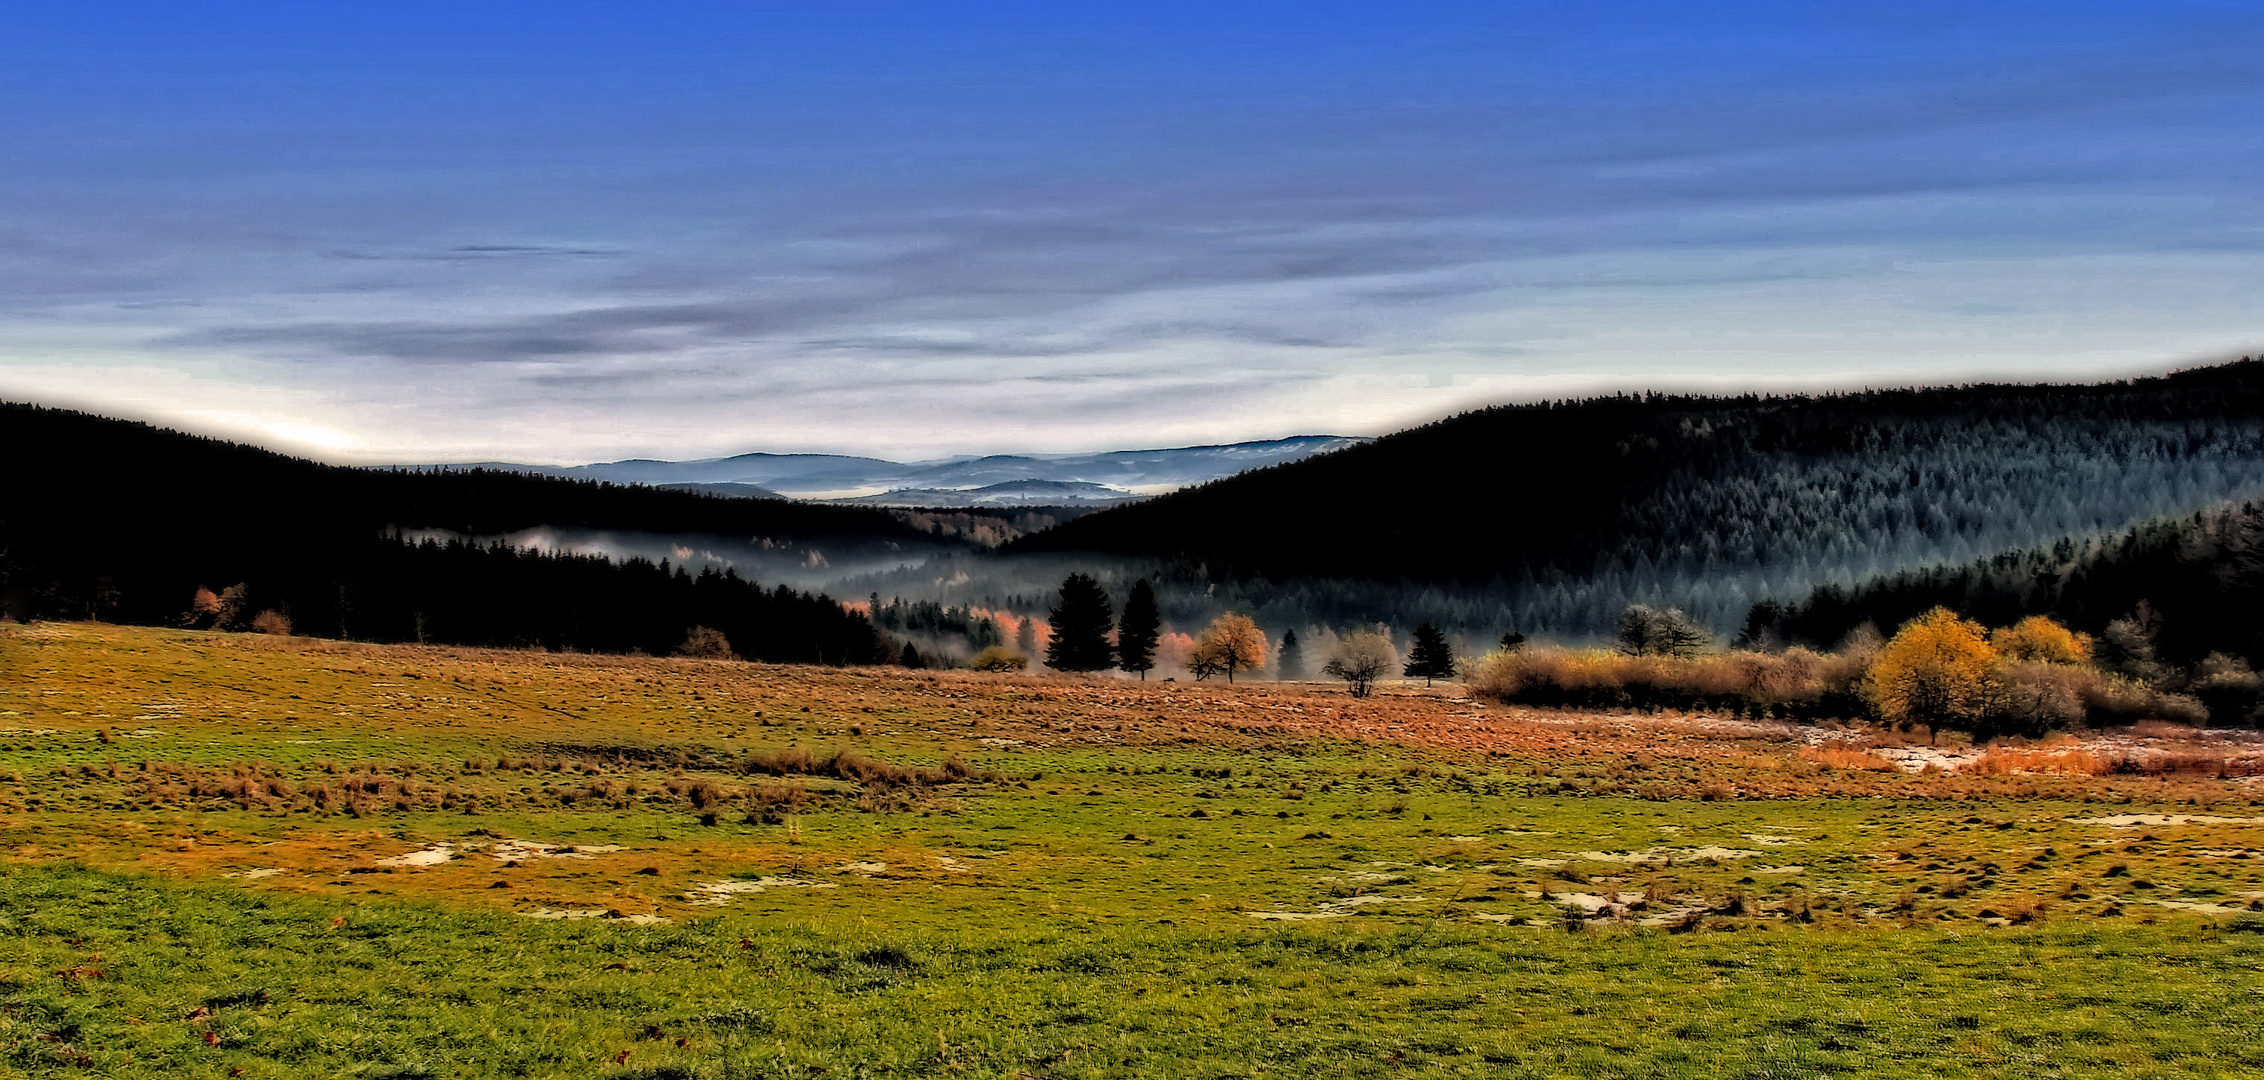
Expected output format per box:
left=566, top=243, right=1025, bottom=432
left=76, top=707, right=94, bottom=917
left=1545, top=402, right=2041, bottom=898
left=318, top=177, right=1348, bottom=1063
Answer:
left=250, top=609, right=293, bottom=636
left=1991, top=616, right=2092, bottom=666
left=968, top=645, right=1029, bottom=672
left=675, top=626, right=737, bottom=661
left=1465, top=645, right=1865, bottom=718
left=181, top=587, right=223, bottom=629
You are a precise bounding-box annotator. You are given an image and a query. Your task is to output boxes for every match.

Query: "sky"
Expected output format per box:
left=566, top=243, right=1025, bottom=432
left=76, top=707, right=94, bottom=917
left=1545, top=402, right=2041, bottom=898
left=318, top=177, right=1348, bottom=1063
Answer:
left=3, top=2, right=2263, bottom=463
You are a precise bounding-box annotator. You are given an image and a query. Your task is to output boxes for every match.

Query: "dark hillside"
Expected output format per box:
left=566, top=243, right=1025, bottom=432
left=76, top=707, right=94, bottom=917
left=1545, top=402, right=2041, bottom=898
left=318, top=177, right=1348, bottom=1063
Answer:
left=1011, top=360, right=2264, bottom=634
left=0, top=404, right=909, bottom=660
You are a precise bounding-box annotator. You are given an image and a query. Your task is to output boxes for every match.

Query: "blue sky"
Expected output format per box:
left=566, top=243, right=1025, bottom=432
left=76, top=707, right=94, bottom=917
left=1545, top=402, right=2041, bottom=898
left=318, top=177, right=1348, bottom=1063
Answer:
left=3, top=2, right=2262, bottom=461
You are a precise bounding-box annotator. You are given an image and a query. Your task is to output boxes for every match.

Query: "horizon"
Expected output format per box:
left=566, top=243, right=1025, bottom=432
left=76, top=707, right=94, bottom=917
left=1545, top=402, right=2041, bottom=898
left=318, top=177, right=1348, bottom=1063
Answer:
left=12, top=351, right=2261, bottom=467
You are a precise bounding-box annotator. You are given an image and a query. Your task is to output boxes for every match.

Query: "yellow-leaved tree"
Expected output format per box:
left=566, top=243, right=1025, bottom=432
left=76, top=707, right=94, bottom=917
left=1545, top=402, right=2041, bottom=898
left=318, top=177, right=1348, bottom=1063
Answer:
left=1863, top=607, right=1996, bottom=736
left=1990, top=615, right=2090, bottom=666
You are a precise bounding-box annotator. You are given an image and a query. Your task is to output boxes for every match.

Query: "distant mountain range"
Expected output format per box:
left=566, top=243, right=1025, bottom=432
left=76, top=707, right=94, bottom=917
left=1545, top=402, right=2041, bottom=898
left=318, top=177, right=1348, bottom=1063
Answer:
left=429, top=435, right=1365, bottom=505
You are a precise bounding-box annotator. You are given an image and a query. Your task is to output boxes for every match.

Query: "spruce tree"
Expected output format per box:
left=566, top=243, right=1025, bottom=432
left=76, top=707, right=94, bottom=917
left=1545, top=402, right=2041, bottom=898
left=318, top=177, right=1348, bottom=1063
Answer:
left=1403, top=621, right=1455, bottom=686
left=1044, top=572, right=1116, bottom=672
left=1116, top=578, right=1161, bottom=680
left=1276, top=628, right=1305, bottom=680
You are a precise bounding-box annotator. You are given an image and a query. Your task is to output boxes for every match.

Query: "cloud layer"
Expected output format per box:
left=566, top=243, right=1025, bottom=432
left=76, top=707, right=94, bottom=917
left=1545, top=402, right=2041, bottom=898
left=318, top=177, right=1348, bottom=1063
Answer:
left=3, top=3, right=2262, bottom=461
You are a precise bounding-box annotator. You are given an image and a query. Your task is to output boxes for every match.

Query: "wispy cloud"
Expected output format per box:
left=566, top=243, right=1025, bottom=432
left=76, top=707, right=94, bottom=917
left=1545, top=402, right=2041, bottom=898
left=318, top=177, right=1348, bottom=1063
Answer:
left=3, top=3, right=2263, bottom=460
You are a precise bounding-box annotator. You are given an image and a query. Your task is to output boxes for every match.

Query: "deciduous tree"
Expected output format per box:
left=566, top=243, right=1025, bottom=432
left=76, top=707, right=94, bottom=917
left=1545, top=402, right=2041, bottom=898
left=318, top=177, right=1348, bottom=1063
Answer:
left=1191, top=613, right=1267, bottom=682
left=1863, top=607, right=1995, bottom=737
left=1322, top=628, right=1398, bottom=698
left=1616, top=604, right=1709, bottom=657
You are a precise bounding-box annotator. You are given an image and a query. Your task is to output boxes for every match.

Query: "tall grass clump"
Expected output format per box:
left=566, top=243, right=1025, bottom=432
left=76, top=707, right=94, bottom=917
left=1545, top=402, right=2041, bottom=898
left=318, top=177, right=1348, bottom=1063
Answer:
left=1464, top=645, right=1869, bottom=720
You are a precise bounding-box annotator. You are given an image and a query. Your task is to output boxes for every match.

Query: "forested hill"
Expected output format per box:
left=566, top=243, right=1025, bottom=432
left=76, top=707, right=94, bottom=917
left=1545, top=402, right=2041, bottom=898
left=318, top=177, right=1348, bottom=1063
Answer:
left=1010, top=359, right=2264, bottom=636
left=0, top=404, right=924, bottom=539
left=1751, top=500, right=2264, bottom=666
left=0, top=405, right=910, bottom=660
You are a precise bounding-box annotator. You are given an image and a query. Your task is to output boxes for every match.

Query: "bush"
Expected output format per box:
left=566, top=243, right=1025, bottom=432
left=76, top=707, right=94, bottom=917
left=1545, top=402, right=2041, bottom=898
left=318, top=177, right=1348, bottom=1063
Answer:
left=968, top=646, right=1029, bottom=672
left=1465, top=645, right=1866, bottom=717
left=675, top=626, right=737, bottom=660
left=1991, top=616, right=2090, bottom=666
left=1321, top=628, right=1397, bottom=697
left=249, top=609, right=293, bottom=636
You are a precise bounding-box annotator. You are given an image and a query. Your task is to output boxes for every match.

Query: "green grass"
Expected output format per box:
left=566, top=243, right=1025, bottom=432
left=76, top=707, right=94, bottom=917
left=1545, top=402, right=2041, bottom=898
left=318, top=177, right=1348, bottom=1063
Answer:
left=8, top=624, right=2264, bottom=1077
left=6, top=862, right=2264, bottom=1079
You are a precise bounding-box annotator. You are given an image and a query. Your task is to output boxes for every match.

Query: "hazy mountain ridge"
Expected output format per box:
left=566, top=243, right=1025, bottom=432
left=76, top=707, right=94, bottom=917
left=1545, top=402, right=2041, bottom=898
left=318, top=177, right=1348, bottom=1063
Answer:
left=830, top=480, right=1147, bottom=508
left=428, top=435, right=1365, bottom=502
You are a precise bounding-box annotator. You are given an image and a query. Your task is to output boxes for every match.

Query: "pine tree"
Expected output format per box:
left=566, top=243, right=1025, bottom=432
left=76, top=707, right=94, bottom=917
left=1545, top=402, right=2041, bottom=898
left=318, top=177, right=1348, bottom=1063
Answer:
left=1403, top=621, right=1455, bottom=686
left=1116, top=578, right=1161, bottom=680
left=1044, top=572, right=1116, bottom=672
left=1276, top=628, right=1305, bottom=680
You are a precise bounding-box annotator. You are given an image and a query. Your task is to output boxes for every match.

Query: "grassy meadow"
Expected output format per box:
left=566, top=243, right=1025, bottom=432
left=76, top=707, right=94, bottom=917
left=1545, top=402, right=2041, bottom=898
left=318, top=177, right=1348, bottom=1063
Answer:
left=4, top=622, right=2264, bottom=1078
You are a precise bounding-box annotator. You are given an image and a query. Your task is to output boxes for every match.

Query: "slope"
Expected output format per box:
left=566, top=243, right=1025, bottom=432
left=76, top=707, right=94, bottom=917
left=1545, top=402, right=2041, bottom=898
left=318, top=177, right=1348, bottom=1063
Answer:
left=1011, top=359, right=2264, bottom=635
left=0, top=404, right=919, bottom=657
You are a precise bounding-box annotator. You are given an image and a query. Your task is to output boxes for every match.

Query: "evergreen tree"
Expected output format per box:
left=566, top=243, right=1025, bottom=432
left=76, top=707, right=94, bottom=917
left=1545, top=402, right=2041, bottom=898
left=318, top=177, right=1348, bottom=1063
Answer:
left=1499, top=630, right=1527, bottom=652
left=1403, top=621, right=1455, bottom=685
left=1276, top=628, right=1305, bottom=680
left=1045, top=572, right=1116, bottom=672
left=1116, top=578, right=1161, bottom=680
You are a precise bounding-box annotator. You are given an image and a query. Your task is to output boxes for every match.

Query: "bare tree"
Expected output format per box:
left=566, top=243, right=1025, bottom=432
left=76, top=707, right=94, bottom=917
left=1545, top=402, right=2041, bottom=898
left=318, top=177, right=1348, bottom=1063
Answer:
left=1322, top=628, right=1398, bottom=698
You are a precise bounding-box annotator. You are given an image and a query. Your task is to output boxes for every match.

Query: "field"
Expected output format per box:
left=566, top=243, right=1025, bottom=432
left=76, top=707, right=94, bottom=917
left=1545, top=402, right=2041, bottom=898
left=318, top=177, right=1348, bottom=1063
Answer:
left=4, top=623, right=2264, bottom=1078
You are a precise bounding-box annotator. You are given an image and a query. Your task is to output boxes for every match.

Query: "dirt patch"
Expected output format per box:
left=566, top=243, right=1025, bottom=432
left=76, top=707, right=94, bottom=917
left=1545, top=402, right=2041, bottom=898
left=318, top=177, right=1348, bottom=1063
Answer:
left=683, top=877, right=839, bottom=906
left=376, top=845, right=455, bottom=867
left=2141, top=899, right=2253, bottom=916
left=518, top=908, right=671, bottom=925
left=2068, top=814, right=2264, bottom=827
left=1568, top=846, right=1760, bottom=864
left=485, top=839, right=625, bottom=861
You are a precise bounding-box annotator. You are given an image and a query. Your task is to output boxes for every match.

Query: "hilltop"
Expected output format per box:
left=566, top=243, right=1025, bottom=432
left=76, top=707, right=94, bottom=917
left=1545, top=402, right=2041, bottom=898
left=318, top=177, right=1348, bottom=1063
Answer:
left=1013, top=360, right=2264, bottom=635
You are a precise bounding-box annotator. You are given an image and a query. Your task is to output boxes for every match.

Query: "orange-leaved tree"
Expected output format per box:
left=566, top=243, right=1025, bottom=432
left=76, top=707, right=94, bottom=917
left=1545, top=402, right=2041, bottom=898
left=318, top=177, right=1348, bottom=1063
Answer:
left=1191, top=613, right=1268, bottom=683
left=1862, top=607, right=1996, bottom=736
